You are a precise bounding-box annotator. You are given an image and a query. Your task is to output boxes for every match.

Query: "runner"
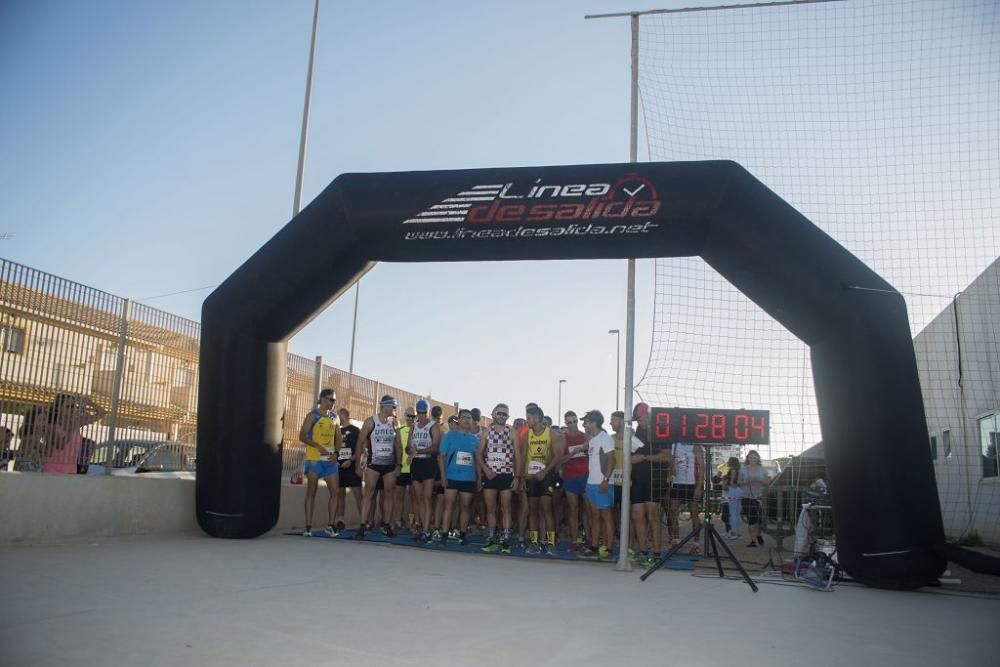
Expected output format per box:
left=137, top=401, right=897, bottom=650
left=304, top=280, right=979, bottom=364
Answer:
left=409, top=399, right=441, bottom=543
left=298, top=388, right=342, bottom=537
left=521, top=405, right=562, bottom=554
left=558, top=410, right=589, bottom=551
left=393, top=407, right=416, bottom=531
left=335, top=407, right=363, bottom=530
left=438, top=409, right=480, bottom=545
left=355, top=395, right=402, bottom=539
left=578, top=410, right=616, bottom=562
left=667, top=440, right=706, bottom=553
left=478, top=403, right=521, bottom=553
left=609, top=410, right=642, bottom=550
left=628, top=402, right=672, bottom=567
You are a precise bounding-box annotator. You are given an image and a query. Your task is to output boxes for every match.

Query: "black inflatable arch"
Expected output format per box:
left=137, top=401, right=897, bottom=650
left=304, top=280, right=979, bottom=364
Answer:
left=198, top=161, right=945, bottom=588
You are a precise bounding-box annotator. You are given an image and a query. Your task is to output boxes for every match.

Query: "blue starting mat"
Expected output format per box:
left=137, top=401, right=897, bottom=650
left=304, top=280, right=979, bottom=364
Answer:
left=284, top=528, right=699, bottom=570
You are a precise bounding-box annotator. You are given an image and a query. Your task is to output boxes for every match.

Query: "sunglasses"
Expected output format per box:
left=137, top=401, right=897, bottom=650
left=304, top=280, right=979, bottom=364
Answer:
left=417, top=410, right=427, bottom=415
left=405, top=415, right=416, bottom=419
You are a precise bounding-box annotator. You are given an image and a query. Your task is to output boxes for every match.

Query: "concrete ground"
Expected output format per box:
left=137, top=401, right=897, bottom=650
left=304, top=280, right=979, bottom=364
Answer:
left=1, top=534, right=994, bottom=667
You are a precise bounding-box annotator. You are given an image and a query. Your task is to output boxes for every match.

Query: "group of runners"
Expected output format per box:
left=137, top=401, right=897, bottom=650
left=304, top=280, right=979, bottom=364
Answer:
left=299, top=391, right=714, bottom=565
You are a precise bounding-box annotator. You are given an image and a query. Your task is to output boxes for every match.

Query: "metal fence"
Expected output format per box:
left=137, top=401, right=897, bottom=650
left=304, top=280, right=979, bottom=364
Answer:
left=0, top=258, right=458, bottom=478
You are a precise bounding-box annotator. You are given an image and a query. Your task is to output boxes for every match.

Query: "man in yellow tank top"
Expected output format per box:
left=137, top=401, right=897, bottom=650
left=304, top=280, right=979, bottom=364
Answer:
left=520, top=405, right=563, bottom=554
left=298, top=389, right=343, bottom=537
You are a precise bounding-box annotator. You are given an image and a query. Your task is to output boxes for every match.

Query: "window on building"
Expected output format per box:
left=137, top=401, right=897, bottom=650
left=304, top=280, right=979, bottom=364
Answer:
left=929, top=435, right=937, bottom=461
left=942, top=429, right=952, bottom=459
left=980, top=413, right=999, bottom=479
left=1, top=326, right=25, bottom=354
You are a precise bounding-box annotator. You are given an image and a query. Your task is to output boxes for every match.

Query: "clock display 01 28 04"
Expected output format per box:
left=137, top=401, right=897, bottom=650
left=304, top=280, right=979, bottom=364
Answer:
left=647, top=407, right=770, bottom=446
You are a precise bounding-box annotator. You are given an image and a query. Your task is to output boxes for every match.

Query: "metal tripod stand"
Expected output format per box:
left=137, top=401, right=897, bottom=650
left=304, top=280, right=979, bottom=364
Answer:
left=640, top=447, right=758, bottom=592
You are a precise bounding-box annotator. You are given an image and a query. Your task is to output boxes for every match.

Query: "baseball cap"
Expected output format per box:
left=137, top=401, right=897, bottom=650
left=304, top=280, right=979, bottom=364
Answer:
left=415, top=399, right=429, bottom=412
left=380, top=395, right=398, bottom=408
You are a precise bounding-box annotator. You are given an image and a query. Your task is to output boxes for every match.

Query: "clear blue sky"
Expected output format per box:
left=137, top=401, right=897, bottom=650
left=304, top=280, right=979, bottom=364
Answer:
left=3, top=1, right=996, bottom=455
left=1, top=0, right=684, bottom=421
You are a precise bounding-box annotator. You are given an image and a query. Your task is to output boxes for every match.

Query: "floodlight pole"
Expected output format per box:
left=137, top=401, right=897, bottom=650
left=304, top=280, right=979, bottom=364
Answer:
left=292, top=0, right=320, bottom=218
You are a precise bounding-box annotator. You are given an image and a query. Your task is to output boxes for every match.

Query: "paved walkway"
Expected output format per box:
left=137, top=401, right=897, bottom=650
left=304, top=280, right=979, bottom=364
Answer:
left=1, top=534, right=994, bottom=666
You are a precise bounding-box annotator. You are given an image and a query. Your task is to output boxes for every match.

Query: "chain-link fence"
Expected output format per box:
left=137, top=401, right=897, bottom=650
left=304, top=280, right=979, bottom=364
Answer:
left=0, top=257, right=460, bottom=479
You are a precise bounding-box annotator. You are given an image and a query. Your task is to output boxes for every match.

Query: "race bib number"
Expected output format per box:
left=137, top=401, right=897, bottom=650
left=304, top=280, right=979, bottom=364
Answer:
left=612, top=469, right=624, bottom=484
left=568, top=444, right=586, bottom=458
left=528, top=460, right=546, bottom=474
left=415, top=438, right=431, bottom=451
left=338, top=447, right=352, bottom=461
left=374, top=443, right=393, bottom=459
left=456, top=451, right=474, bottom=466
left=487, top=450, right=508, bottom=468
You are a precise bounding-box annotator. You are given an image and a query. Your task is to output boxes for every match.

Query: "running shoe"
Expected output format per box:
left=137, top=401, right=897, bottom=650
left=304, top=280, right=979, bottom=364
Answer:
left=447, top=529, right=463, bottom=543
left=525, top=541, right=541, bottom=555
left=577, top=545, right=599, bottom=560
left=302, top=527, right=312, bottom=537
left=598, top=546, right=613, bottom=562
left=576, top=529, right=587, bottom=545
left=430, top=529, right=442, bottom=543
left=500, top=539, right=512, bottom=554
left=643, top=553, right=660, bottom=568
left=516, top=538, right=527, bottom=551
left=481, top=539, right=500, bottom=553
left=757, top=535, right=764, bottom=546
left=542, top=543, right=558, bottom=556
left=323, top=525, right=340, bottom=537
left=334, top=520, right=346, bottom=532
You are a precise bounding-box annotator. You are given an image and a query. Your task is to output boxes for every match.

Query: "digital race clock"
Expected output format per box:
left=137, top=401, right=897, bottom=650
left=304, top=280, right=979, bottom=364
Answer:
left=647, top=407, right=770, bottom=446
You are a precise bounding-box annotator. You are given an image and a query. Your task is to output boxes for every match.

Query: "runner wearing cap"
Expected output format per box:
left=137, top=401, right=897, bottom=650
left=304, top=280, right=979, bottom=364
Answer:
left=431, top=413, right=459, bottom=539
left=578, top=409, right=616, bottom=561
left=409, top=399, right=442, bottom=543
left=667, top=441, right=705, bottom=553
left=557, top=410, right=589, bottom=551
left=438, top=409, right=480, bottom=545
left=628, top=402, right=672, bottom=567
left=609, top=410, right=642, bottom=547
left=479, top=403, right=521, bottom=553
left=522, top=405, right=562, bottom=554
left=334, top=407, right=363, bottom=530
left=299, top=389, right=342, bottom=537
left=355, top=395, right=402, bottom=539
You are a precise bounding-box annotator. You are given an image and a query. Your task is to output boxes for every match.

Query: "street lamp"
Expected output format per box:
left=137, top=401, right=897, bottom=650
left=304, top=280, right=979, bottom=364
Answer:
left=557, top=379, right=567, bottom=422
left=609, top=329, right=621, bottom=411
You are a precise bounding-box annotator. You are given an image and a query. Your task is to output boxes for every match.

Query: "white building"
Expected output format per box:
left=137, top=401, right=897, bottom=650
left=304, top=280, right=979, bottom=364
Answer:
left=913, top=257, right=1000, bottom=545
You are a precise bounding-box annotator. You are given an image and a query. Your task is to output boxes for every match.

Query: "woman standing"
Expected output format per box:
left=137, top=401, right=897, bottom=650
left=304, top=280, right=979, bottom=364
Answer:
left=17, top=394, right=105, bottom=473
left=739, top=450, right=772, bottom=548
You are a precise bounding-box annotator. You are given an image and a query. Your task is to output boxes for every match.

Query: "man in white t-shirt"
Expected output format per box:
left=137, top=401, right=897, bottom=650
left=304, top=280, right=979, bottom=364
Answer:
left=578, top=410, right=616, bottom=562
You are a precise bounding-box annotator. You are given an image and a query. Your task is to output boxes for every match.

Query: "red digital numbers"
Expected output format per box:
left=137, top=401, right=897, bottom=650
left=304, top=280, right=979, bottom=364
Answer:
left=655, top=410, right=670, bottom=439
left=734, top=414, right=749, bottom=441
left=694, top=413, right=709, bottom=439
left=648, top=407, right=769, bottom=446
left=711, top=413, right=726, bottom=440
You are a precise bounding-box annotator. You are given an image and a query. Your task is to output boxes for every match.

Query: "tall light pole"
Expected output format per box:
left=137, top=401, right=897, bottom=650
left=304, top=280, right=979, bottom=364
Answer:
left=557, top=379, right=567, bottom=422
left=292, top=0, right=320, bottom=217
left=609, top=329, right=621, bottom=411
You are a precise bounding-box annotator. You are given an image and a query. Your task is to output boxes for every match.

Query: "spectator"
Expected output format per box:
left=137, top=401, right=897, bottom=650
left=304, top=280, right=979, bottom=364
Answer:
left=739, top=450, right=772, bottom=548
left=15, top=394, right=106, bottom=474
